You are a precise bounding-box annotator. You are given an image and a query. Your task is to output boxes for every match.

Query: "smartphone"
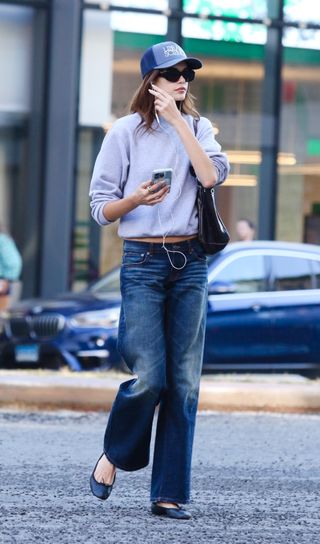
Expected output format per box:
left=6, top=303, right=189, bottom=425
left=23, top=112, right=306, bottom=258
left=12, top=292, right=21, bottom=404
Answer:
left=151, top=168, right=173, bottom=192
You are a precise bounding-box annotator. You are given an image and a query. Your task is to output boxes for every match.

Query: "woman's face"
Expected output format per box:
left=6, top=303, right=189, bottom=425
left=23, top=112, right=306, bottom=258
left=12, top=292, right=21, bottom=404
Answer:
left=153, top=61, right=189, bottom=101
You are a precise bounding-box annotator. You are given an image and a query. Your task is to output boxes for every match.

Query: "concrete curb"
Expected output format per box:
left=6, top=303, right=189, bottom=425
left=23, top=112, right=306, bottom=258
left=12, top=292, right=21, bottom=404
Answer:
left=199, top=380, right=320, bottom=413
left=0, top=371, right=320, bottom=413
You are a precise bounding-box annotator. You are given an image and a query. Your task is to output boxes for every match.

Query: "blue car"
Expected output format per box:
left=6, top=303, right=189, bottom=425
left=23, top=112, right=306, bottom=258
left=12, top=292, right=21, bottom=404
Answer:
left=1, top=241, right=320, bottom=378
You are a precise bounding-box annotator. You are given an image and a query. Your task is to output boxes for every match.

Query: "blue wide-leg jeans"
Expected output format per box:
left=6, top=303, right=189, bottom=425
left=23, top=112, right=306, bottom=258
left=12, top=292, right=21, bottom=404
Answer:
left=103, top=238, right=208, bottom=504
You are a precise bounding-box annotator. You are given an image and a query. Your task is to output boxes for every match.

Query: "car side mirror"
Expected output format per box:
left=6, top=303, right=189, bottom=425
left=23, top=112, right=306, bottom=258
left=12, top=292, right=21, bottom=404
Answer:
left=208, top=281, right=236, bottom=295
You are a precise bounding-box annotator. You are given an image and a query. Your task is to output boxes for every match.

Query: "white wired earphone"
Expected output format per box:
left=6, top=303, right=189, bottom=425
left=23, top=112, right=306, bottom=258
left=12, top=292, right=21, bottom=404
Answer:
left=152, top=95, right=188, bottom=270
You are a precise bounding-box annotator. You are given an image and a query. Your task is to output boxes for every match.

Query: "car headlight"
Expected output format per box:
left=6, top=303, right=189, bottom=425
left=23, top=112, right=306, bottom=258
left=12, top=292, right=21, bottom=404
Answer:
left=69, top=308, right=120, bottom=329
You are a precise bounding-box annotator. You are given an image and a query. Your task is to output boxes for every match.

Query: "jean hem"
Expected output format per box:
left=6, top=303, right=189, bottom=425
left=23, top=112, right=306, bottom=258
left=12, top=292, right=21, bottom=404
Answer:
left=150, top=496, right=191, bottom=505
left=104, top=450, right=149, bottom=472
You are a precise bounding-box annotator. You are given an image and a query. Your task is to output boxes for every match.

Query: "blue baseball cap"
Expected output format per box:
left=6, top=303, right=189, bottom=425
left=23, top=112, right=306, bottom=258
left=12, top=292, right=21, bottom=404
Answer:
left=140, top=41, right=202, bottom=79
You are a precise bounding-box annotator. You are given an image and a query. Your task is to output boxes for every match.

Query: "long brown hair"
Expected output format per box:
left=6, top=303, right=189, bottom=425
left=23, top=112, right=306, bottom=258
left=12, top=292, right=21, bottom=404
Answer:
left=129, top=69, right=200, bottom=133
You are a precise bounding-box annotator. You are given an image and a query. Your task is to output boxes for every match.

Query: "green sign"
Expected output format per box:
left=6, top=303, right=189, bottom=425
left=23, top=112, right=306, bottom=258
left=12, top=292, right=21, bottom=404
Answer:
left=307, top=139, right=320, bottom=156
left=183, top=0, right=320, bottom=49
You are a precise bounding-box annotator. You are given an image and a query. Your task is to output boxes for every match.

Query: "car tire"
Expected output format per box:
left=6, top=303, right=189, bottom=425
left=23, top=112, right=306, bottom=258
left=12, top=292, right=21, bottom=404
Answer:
left=41, top=355, right=66, bottom=371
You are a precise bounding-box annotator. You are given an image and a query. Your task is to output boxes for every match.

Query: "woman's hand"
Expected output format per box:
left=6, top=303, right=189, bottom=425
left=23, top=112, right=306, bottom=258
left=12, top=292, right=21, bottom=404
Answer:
left=102, top=180, right=169, bottom=222
left=131, top=180, right=169, bottom=206
left=148, top=84, right=181, bottom=126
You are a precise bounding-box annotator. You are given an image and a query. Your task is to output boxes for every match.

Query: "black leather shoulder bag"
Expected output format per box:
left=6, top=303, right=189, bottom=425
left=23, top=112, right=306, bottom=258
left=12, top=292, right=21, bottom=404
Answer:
left=192, top=118, right=230, bottom=254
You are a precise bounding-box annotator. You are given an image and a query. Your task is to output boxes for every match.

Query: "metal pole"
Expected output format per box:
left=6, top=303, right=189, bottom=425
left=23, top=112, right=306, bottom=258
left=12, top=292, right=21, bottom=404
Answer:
left=39, top=0, right=82, bottom=296
left=258, top=0, right=284, bottom=240
left=167, top=0, right=182, bottom=44
left=17, top=8, right=48, bottom=297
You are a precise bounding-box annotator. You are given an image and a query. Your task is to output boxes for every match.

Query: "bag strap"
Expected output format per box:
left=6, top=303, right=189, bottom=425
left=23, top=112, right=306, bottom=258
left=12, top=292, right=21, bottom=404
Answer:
left=190, top=117, right=200, bottom=179
left=193, top=117, right=199, bottom=137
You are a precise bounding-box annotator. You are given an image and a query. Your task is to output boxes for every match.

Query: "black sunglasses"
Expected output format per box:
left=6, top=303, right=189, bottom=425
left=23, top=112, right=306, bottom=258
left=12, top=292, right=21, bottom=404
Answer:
left=158, top=66, right=195, bottom=83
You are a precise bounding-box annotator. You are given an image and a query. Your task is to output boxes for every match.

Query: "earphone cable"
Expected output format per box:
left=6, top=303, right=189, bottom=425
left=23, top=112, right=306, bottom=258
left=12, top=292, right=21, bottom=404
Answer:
left=155, top=114, right=187, bottom=270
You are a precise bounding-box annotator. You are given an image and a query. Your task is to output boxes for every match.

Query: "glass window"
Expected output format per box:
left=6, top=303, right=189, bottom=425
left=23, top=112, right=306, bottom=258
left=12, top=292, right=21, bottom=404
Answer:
left=210, top=255, right=266, bottom=293
left=72, top=128, right=104, bottom=291
left=276, top=38, right=320, bottom=243
left=284, top=0, right=320, bottom=24
left=183, top=19, right=267, bottom=45
left=0, top=6, right=34, bottom=232
left=110, top=12, right=167, bottom=35
left=271, top=255, right=312, bottom=291
left=90, top=267, right=121, bottom=295
left=311, top=260, right=320, bottom=288
left=183, top=0, right=267, bottom=20
left=84, top=1, right=168, bottom=34
left=181, top=37, right=265, bottom=242
left=85, top=0, right=168, bottom=6
left=283, top=27, right=320, bottom=51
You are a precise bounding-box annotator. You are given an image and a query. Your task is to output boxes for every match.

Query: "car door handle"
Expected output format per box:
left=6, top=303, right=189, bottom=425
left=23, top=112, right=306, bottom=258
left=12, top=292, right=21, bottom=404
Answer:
left=251, top=304, right=262, bottom=312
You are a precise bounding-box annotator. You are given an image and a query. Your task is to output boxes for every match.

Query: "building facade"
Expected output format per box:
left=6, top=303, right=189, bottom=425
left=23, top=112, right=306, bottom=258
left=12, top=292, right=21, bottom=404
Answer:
left=1, top=0, right=320, bottom=297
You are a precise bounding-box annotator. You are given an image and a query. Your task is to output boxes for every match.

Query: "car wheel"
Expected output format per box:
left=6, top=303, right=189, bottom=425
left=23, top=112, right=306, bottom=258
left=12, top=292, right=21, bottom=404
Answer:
left=41, top=355, right=66, bottom=371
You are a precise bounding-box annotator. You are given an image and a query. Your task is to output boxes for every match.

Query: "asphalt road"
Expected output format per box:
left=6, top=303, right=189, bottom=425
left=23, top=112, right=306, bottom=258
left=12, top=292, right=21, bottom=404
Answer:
left=1, top=409, right=320, bottom=544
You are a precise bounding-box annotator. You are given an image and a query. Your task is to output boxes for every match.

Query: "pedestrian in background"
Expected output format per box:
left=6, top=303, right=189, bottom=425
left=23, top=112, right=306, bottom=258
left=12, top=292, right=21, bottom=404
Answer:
left=89, top=41, right=229, bottom=519
left=236, top=218, right=256, bottom=241
left=0, top=225, right=22, bottom=311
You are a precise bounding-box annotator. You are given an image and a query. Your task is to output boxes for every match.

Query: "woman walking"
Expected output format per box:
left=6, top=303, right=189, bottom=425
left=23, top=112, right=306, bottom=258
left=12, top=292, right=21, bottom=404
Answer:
left=89, top=41, right=229, bottom=519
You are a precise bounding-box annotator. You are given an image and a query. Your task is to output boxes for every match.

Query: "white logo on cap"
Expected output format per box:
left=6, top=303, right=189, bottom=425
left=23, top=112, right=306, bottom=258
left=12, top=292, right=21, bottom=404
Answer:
left=163, top=44, right=185, bottom=58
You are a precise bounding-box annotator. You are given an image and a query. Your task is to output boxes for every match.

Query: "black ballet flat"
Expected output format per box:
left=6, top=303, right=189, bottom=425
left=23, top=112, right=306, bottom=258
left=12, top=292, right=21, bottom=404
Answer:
left=151, top=502, right=192, bottom=520
left=90, top=454, right=116, bottom=501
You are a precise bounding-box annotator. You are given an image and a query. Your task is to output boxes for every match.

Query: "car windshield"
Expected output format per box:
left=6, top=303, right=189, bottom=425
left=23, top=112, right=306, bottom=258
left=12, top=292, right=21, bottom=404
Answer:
left=89, top=267, right=120, bottom=296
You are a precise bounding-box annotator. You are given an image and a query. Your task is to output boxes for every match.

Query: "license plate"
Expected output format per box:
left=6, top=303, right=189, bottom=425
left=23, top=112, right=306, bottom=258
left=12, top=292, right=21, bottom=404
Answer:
left=15, top=344, right=40, bottom=363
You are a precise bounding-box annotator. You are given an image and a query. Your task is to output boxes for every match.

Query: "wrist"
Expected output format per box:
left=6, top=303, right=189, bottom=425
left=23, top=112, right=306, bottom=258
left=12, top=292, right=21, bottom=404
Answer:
left=128, top=193, right=140, bottom=208
left=171, top=116, right=187, bottom=131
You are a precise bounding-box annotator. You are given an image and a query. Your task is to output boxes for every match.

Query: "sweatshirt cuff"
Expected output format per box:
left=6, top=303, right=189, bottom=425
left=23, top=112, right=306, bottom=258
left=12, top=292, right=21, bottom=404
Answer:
left=97, top=203, right=113, bottom=226
left=212, top=158, right=229, bottom=185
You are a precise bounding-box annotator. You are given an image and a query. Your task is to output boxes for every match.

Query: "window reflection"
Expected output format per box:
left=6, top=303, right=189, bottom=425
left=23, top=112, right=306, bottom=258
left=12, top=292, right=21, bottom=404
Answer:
left=312, top=260, right=320, bottom=288
left=284, top=0, right=320, bottom=24
left=90, top=267, right=121, bottom=295
left=210, top=255, right=266, bottom=293
left=183, top=0, right=267, bottom=20
left=271, top=256, right=312, bottom=291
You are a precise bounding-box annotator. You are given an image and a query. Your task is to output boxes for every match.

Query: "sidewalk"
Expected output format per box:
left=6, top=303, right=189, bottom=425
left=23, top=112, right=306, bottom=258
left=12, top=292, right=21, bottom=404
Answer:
left=0, top=369, right=320, bottom=413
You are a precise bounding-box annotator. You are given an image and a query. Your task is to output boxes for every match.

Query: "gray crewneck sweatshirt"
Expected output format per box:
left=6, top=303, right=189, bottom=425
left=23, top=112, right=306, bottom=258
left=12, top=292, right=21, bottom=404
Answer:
left=89, top=113, right=229, bottom=238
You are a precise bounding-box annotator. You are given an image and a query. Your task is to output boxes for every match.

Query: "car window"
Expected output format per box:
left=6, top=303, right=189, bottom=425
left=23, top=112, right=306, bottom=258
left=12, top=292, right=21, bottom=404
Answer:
left=210, top=255, right=266, bottom=294
left=89, top=267, right=120, bottom=294
left=271, top=255, right=312, bottom=291
left=311, top=259, right=320, bottom=288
